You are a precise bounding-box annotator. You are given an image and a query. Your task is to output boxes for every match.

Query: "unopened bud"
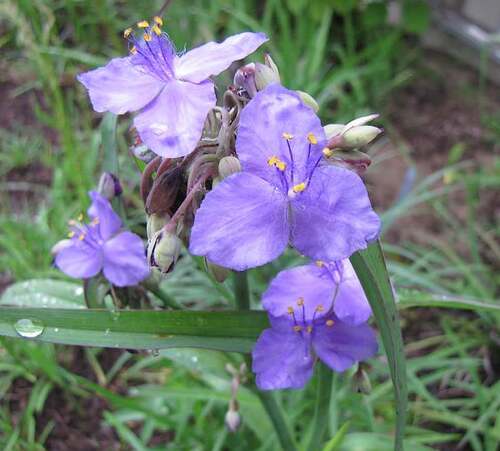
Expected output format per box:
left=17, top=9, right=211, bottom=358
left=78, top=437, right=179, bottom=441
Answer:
left=225, top=400, right=241, bottom=432
left=351, top=366, right=372, bottom=394
left=296, top=90, right=319, bottom=112
left=51, top=239, right=72, bottom=256
left=218, top=156, right=241, bottom=179
left=205, top=259, right=231, bottom=283
left=233, top=63, right=257, bottom=97
left=324, top=124, right=345, bottom=140
left=254, top=62, right=280, bottom=91
left=97, top=172, right=122, bottom=200
left=340, top=125, right=381, bottom=149
left=147, top=230, right=182, bottom=273
left=146, top=213, right=171, bottom=240
left=325, top=149, right=372, bottom=175
left=264, top=53, right=280, bottom=80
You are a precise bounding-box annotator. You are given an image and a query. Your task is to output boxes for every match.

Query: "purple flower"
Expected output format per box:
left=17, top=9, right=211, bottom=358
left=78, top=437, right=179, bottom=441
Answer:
left=189, top=84, right=381, bottom=270
left=55, top=191, right=150, bottom=287
left=252, top=260, right=378, bottom=390
left=77, top=20, right=267, bottom=158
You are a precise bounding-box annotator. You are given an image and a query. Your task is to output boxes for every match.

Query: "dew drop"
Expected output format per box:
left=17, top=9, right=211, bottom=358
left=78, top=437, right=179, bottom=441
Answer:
left=14, top=319, right=45, bottom=338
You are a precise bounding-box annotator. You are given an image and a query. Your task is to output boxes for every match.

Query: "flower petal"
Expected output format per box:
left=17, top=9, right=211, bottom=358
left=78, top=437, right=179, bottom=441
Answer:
left=134, top=79, right=215, bottom=158
left=313, top=316, right=378, bottom=372
left=175, top=32, right=268, bottom=83
left=262, top=264, right=335, bottom=321
left=77, top=57, right=163, bottom=114
left=55, top=242, right=102, bottom=279
left=333, top=260, right=372, bottom=325
left=189, top=172, right=289, bottom=271
left=252, top=319, right=314, bottom=390
left=291, top=165, right=381, bottom=261
left=87, top=191, right=122, bottom=240
left=102, top=231, right=149, bottom=287
left=236, top=84, right=326, bottom=186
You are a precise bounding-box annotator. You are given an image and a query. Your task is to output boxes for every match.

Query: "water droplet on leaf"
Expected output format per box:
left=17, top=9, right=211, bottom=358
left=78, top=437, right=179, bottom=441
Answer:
left=14, top=318, right=45, bottom=338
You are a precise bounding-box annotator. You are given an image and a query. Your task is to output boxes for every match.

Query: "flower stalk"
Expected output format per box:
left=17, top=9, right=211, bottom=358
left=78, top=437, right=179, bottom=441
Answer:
left=307, top=362, right=333, bottom=450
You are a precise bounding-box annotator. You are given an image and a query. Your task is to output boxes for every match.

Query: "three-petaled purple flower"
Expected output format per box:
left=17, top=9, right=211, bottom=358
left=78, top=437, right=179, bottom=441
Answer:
left=252, top=259, right=378, bottom=390
left=55, top=191, right=150, bottom=287
left=78, top=18, right=267, bottom=158
left=189, top=84, right=381, bottom=270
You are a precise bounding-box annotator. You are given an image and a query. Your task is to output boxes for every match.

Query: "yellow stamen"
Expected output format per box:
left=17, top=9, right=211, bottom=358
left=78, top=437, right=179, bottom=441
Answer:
left=326, top=319, right=334, bottom=327
left=315, top=304, right=324, bottom=312
left=123, top=27, right=133, bottom=38
left=307, top=133, right=317, bottom=144
left=322, top=147, right=333, bottom=157
left=306, top=326, right=313, bottom=333
left=153, top=16, right=163, bottom=26
left=152, top=24, right=162, bottom=36
left=78, top=233, right=85, bottom=241
left=315, top=260, right=324, bottom=267
left=297, top=297, right=304, bottom=307
left=293, top=325, right=303, bottom=332
left=130, top=46, right=137, bottom=55
left=267, top=156, right=287, bottom=171
left=137, top=20, right=150, bottom=28
left=282, top=132, right=294, bottom=140
left=287, top=306, right=294, bottom=314
left=292, top=182, right=307, bottom=193
left=143, top=33, right=152, bottom=42
left=68, top=231, right=75, bottom=238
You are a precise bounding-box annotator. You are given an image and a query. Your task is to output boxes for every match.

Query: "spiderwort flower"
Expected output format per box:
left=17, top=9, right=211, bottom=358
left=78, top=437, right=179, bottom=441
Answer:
left=189, top=84, right=381, bottom=270
left=252, top=260, right=378, bottom=390
left=77, top=17, right=267, bottom=158
left=55, top=191, right=149, bottom=286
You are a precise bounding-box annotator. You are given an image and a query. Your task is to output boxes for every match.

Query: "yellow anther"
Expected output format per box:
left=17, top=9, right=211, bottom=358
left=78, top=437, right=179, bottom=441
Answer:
left=326, top=319, right=334, bottom=327
left=123, top=27, right=133, bottom=38
left=267, top=156, right=287, bottom=171
left=152, top=24, right=162, bottom=36
left=282, top=132, right=294, bottom=140
left=143, top=33, right=152, bottom=42
left=297, top=297, right=304, bottom=307
left=315, top=260, right=324, bottom=267
left=293, top=325, right=303, bottom=332
left=315, top=304, right=324, bottom=312
left=292, top=182, right=307, bottom=193
left=68, top=231, right=75, bottom=238
left=77, top=213, right=84, bottom=221
left=78, top=233, right=86, bottom=241
left=322, top=147, right=333, bottom=157
left=306, top=325, right=313, bottom=333
left=307, top=133, right=318, bottom=144
left=137, top=20, right=150, bottom=28
left=287, top=306, right=294, bottom=314
left=130, top=46, right=137, bottom=55
left=153, top=16, right=163, bottom=26
left=91, top=217, right=100, bottom=226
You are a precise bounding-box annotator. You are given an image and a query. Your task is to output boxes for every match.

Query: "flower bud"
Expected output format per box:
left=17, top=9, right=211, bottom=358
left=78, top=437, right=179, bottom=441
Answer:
left=131, top=143, right=156, bottom=163
left=97, top=172, right=122, bottom=200
left=233, top=63, right=257, bottom=97
left=340, top=125, right=381, bottom=149
left=323, top=124, right=345, bottom=140
left=225, top=399, right=241, bottom=432
left=264, top=53, right=280, bottom=80
left=205, top=258, right=231, bottom=283
left=254, top=62, right=280, bottom=91
left=218, top=156, right=241, bottom=179
left=146, top=213, right=171, bottom=241
left=351, top=366, right=372, bottom=394
left=325, top=149, right=372, bottom=175
left=147, top=230, right=182, bottom=273
left=296, top=90, right=319, bottom=112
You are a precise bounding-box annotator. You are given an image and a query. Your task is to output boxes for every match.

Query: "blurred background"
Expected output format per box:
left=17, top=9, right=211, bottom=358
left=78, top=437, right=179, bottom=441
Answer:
left=0, top=0, right=499, bottom=450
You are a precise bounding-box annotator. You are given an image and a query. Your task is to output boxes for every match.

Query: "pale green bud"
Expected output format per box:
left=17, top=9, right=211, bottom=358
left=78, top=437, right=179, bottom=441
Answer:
left=296, top=90, right=319, bottom=112
left=351, top=367, right=372, bottom=394
left=264, top=53, right=280, bottom=81
left=97, top=172, right=122, bottom=200
left=218, top=156, right=241, bottom=179
left=147, top=230, right=182, bottom=273
left=323, top=124, right=345, bottom=140
left=225, top=399, right=241, bottom=432
left=146, top=213, right=171, bottom=241
left=341, top=125, right=381, bottom=148
left=254, top=63, right=280, bottom=91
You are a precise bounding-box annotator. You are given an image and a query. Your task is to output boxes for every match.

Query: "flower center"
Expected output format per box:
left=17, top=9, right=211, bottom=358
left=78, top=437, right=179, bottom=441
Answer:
left=287, top=297, right=332, bottom=334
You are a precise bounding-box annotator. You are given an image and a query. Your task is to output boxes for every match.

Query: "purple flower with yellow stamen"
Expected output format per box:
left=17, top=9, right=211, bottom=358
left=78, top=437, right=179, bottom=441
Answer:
left=78, top=17, right=268, bottom=158
left=189, top=84, right=381, bottom=270
left=252, top=259, right=378, bottom=390
left=55, top=191, right=150, bottom=287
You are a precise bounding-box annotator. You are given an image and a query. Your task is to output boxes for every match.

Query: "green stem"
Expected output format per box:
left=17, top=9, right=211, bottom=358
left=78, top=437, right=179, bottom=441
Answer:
left=143, top=282, right=182, bottom=310
left=233, top=271, right=297, bottom=451
left=307, top=363, right=333, bottom=451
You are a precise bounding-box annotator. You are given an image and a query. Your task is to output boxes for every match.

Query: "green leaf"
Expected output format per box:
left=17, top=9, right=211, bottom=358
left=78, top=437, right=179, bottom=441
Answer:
left=101, top=113, right=119, bottom=175
left=0, top=307, right=268, bottom=353
left=350, top=241, right=408, bottom=451
left=0, top=279, right=85, bottom=309
left=402, top=0, right=430, bottom=34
